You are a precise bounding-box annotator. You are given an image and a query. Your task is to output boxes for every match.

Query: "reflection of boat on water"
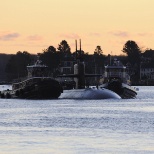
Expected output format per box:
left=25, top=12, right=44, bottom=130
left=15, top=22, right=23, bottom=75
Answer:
left=0, top=58, right=63, bottom=99
left=59, top=40, right=121, bottom=99
left=99, top=56, right=138, bottom=99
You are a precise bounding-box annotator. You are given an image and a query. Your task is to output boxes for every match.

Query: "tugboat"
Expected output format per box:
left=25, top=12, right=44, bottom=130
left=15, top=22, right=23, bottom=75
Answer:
left=99, top=55, right=138, bottom=98
left=0, top=57, right=63, bottom=99
left=58, top=40, right=121, bottom=99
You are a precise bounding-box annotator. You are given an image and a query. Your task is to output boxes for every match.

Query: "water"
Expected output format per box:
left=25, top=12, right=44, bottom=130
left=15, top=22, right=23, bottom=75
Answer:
left=0, top=86, right=154, bottom=154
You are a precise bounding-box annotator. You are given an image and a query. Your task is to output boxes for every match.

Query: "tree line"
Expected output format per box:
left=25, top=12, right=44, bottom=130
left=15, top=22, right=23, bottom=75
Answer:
left=1, top=39, right=154, bottom=84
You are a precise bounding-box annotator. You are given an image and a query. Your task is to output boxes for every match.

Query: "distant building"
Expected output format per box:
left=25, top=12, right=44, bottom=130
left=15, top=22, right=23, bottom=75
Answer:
left=59, top=56, right=75, bottom=74
left=140, top=66, right=154, bottom=79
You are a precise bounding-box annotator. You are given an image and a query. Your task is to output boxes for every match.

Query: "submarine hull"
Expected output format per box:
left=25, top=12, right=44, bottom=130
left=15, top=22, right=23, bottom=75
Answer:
left=59, top=87, right=121, bottom=99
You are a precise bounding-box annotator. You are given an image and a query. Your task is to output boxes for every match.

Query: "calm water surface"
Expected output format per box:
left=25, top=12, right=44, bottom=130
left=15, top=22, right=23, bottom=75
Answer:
left=0, top=86, right=154, bottom=154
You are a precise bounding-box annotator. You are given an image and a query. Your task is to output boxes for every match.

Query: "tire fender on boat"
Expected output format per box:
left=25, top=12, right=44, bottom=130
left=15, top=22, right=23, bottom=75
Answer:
left=5, top=92, right=11, bottom=98
left=20, top=89, right=24, bottom=95
left=0, top=93, right=5, bottom=98
left=15, top=90, right=20, bottom=96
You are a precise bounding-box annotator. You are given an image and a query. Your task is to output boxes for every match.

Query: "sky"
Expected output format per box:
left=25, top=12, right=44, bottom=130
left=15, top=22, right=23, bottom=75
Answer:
left=0, top=0, right=154, bottom=55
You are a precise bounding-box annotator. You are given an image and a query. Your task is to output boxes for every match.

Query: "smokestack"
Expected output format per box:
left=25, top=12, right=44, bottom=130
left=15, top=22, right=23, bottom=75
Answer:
left=75, top=40, right=78, bottom=61
left=75, top=40, right=77, bottom=51
left=108, top=54, right=111, bottom=65
left=80, top=39, right=81, bottom=51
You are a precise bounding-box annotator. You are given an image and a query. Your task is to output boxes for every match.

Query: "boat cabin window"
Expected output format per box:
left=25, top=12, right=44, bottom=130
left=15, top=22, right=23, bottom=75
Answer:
left=27, top=66, right=48, bottom=77
left=107, top=68, right=124, bottom=72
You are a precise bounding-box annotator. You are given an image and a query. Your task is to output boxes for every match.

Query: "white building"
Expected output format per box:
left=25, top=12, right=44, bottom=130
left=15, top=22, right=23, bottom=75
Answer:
left=140, top=66, right=154, bottom=79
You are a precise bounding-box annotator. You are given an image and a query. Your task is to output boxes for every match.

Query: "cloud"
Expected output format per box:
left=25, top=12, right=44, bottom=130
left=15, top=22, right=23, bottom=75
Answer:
left=137, top=33, right=153, bottom=37
left=27, top=35, right=43, bottom=41
left=109, top=31, right=129, bottom=37
left=0, top=32, right=20, bottom=41
left=59, top=33, right=80, bottom=39
left=89, top=33, right=101, bottom=37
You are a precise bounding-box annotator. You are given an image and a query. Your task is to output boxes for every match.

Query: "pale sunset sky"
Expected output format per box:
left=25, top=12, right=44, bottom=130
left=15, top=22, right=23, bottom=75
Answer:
left=0, top=0, right=154, bottom=55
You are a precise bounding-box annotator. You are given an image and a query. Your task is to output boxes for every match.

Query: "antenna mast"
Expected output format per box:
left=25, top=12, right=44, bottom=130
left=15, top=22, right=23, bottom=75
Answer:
left=80, top=39, right=81, bottom=51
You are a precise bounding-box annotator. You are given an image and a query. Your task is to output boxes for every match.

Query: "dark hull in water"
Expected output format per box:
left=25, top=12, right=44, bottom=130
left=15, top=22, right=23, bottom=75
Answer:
left=59, top=87, right=121, bottom=99
left=0, top=78, right=63, bottom=99
left=100, top=81, right=138, bottom=99
left=120, top=86, right=137, bottom=99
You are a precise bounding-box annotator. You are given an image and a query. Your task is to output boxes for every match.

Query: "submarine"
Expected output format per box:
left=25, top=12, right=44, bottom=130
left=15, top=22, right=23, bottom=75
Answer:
left=58, top=40, right=121, bottom=99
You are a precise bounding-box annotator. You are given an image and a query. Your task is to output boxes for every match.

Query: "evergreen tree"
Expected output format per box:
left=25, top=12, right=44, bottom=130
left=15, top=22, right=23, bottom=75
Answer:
left=122, top=40, right=142, bottom=83
left=40, top=46, right=61, bottom=75
left=122, top=40, right=141, bottom=65
left=57, top=40, right=71, bottom=54
left=5, top=51, right=32, bottom=81
left=94, top=45, right=103, bottom=55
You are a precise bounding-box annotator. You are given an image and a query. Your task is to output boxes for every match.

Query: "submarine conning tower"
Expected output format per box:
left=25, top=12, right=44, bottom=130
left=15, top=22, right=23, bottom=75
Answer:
left=74, top=39, right=85, bottom=89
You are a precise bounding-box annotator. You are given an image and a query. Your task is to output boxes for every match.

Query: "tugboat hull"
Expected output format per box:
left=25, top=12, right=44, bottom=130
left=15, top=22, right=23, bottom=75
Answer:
left=1, top=78, right=63, bottom=99
left=100, top=82, right=137, bottom=99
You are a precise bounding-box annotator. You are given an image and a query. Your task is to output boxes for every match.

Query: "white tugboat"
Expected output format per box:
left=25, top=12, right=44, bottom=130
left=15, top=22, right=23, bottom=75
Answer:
left=99, top=56, right=138, bottom=98
left=0, top=58, right=63, bottom=99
